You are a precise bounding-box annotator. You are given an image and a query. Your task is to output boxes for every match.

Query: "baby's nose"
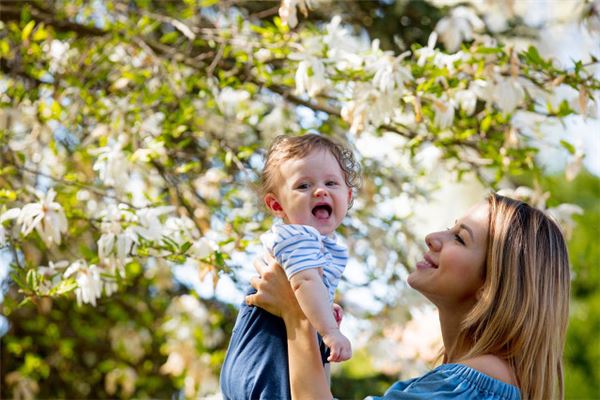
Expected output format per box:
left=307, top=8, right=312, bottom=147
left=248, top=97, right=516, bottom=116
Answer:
left=313, top=187, right=328, bottom=197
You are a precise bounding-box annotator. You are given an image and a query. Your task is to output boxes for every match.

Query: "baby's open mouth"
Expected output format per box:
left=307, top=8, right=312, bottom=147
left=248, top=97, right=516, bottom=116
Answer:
left=312, top=204, right=332, bottom=218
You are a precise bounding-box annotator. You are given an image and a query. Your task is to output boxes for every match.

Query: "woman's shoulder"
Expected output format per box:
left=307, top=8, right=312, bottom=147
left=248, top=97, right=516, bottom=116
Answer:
left=459, top=354, right=517, bottom=387
left=366, top=360, right=520, bottom=400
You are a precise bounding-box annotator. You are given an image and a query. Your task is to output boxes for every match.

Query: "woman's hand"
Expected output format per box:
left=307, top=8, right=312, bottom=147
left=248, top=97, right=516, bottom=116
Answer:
left=245, top=253, right=304, bottom=321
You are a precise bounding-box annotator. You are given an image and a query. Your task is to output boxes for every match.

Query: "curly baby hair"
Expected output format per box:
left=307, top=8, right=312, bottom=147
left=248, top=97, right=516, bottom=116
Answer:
left=260, top=134, right=361, bottom=208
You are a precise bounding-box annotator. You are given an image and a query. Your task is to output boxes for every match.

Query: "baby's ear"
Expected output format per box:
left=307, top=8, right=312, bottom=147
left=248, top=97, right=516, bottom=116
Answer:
left=347, top=188, right=352, bottom=204
left=264, top=193, right=285, bottom=218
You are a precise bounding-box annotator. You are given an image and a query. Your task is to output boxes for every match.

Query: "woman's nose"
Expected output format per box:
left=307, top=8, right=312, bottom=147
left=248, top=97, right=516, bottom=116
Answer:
left=425, top=232, right=442, bottom=251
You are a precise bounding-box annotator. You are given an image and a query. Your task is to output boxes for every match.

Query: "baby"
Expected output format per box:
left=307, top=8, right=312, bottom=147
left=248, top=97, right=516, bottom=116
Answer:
left=220, top=133, right=360, bottom=399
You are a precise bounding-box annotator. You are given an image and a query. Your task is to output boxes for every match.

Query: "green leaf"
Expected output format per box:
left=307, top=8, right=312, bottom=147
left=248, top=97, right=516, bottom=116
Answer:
left=560, top=140, right=576, bottom=155
left=180, top=241, right=193, bottom=253
left=21, top=20, right=35, bottom=41
left=160, top=31, right=179, bottom=44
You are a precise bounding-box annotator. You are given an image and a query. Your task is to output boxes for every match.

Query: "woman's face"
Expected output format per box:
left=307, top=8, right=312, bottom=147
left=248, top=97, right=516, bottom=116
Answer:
left=407, top=201, right=489, bottom=310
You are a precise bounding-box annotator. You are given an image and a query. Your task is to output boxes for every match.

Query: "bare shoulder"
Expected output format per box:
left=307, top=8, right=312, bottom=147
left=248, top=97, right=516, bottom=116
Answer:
left=460, top=355, right=517, bottom=386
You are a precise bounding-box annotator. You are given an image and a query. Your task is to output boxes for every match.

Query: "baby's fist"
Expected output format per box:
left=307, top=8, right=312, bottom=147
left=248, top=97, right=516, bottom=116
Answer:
left=323, top=331, right=352, bottom=362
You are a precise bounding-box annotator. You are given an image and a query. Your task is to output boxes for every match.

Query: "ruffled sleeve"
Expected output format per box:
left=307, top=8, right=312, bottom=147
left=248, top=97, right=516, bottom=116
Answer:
left=260, top=224, right=326, bottom=279
left=365, top=364, right=520, bottom=400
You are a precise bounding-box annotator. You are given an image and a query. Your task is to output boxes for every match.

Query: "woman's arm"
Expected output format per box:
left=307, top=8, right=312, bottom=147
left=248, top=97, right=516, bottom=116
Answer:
left=246, top=256, right=333, bottom=399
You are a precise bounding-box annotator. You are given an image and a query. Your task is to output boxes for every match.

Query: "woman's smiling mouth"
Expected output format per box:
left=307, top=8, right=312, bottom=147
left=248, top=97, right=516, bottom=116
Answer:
left=416, top=254, right=439, bottom=270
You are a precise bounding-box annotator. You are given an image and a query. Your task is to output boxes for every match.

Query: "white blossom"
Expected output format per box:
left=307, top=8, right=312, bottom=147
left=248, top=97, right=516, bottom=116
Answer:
left=366, top=48, right=412, bottom=94
left=97, top=205, right=137, bottom=271
left=194, top=168, right=228, bottom=201
left=17, top=189, right=68, bottom=246
left=415, top=32, right=440, bottom=67
left=279, top=0, right=313, bottom=28
left=164, top=216, right=199, bottom=245
left=254, top=48, right=271, bottom=62
left=565, top=149, right=585, bottom=181
left=0, top=208, right=20, bottom=247
left=134, top=206, right=176, bottom=241
left=433, top=97, right=455, bottom=129
left=64, top=260, right=104, bottom=306
left=189, top=238, right=216, bottom=259
left=454, top=89, right=477, bottom=115
left=324, top=16, right=369, bottom=70
left=294, top=57, right=328, bottom=97
left=546, top=203, right=584, bottom=238
left=91, top=140, right=130, bottom=188
left=216, top=87, right=250, bottom=118
left=493, top=76, right=525, bottom=114
left=258, top=105, right=293, bottom=140
left=435, top=6, right=484, bottom=52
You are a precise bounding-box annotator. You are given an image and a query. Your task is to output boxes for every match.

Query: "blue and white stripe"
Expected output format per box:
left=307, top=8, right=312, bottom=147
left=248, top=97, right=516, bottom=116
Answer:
left=260, top=223, right=348, bottom=302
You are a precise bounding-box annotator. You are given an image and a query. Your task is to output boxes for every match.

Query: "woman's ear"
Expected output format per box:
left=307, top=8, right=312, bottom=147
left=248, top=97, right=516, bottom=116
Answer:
left=265, top=193, right=286, bottom=218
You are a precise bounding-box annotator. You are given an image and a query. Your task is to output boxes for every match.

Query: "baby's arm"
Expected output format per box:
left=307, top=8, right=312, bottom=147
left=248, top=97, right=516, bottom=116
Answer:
left=289, top=269, right=352, bottom=362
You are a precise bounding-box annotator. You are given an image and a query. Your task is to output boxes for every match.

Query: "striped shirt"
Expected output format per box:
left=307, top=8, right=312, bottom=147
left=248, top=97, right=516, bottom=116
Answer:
left=260, top=223, right=348, bottom=303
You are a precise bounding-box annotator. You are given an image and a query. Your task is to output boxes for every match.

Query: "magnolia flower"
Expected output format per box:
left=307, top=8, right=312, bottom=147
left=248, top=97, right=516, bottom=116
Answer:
left=416, top=32, right=438, bottom=67
left=454, top=89, right=477, bottom=115
left=254, top=48, right=271, bottom=63
left=433, top=97, right=455, bottom=129
left=91, top=140, right=130, bottom=188
left=97, top=205, right=138, bottom=269
left=279, top=0, right=312, bottom=28
left=324, top=16, right=368, bottom=70
left=17, top=189, right=68, bottom=246
left=341, top=82, right=397, bottom=133
left=0, top=207, right=20, bottom=247
left=134, top=206, right=176, bottom=242
left=367, top=51, right=412, bottom=94
left=189, top=238, right=216, bottom=259
left=216, top=87, right=250, bottom=118
left=64, top=260, right=103, bottom=306
left=258, top=105, right=292, bottom=140
left=194, top=168, right=228, bottom=201
left=565, top=149, right=585, bottom=181
left=546, top=203, right=584, bottom=238
left=294, top=57, right=328, bottom=97
left=435, top=6, right=484, bottom=52
left=493, top=76, right=525, bottom=114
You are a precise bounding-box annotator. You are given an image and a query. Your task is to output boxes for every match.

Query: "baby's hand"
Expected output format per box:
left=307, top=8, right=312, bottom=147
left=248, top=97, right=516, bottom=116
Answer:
left=332, top=303, right=344, bottom=327
left=322, top=330, right=352, bottom=362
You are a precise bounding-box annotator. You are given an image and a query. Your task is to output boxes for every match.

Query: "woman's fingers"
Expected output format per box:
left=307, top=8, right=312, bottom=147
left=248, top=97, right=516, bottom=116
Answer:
left=249, top=275, right=261, bottom=291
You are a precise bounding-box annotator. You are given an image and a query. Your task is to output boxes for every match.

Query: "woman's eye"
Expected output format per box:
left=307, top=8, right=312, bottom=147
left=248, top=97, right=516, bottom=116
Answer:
left=454, top=234, right=465, bottom=245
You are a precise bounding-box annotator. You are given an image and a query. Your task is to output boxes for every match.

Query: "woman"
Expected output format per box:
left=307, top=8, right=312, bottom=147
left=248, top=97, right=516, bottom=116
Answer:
left=245, top=193, right=570, bottom=399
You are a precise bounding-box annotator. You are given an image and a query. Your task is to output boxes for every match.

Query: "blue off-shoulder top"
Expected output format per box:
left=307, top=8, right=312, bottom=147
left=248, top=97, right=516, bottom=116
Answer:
left=366, top=363, right=521, bottom=400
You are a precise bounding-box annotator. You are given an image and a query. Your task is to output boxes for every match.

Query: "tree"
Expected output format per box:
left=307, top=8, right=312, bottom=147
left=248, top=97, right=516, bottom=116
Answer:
left=0, top=0, right=598, bottom=397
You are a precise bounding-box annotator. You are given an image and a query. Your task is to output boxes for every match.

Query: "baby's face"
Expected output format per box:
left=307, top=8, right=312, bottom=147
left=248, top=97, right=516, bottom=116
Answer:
left=269, top=149, right=351, bottom=235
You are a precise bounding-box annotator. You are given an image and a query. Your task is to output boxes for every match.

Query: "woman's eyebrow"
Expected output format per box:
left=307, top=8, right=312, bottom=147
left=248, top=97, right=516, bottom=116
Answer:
left=459, top=223, right=474, bottom=240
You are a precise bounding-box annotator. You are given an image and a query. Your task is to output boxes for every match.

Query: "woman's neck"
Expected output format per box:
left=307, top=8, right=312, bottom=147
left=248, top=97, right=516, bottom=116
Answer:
left=438, top=306, right=472, bottom=363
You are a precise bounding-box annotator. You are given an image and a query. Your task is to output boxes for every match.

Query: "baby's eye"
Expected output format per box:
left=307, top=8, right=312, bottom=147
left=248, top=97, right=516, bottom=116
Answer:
left=326, top=181, right=338, bottom=186
left=296, top=183, right=309, bottom=190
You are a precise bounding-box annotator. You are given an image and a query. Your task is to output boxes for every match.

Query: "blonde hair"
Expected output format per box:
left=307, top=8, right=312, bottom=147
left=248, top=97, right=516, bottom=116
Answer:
left=455, top=193, right=570, bottom=400
left=260, top=134, right=361, bottom=207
